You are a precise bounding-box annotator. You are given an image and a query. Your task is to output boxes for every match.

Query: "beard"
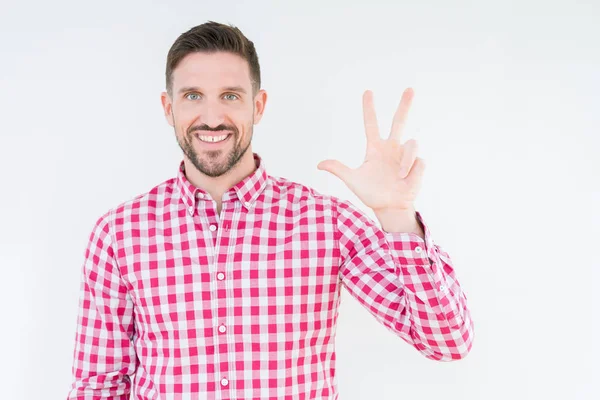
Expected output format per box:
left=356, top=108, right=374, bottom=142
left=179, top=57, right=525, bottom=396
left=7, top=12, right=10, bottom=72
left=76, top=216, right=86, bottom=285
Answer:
left=176, top=121, right=253, bottom=178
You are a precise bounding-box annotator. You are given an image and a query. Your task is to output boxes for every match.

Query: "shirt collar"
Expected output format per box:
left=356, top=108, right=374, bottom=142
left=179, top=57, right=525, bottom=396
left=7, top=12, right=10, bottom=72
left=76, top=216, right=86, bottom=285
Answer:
left=176, top=152, right=269, bottom=211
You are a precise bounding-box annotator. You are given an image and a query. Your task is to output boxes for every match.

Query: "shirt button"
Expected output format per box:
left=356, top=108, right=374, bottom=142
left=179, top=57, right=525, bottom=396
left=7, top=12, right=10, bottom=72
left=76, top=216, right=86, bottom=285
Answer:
left=440, top=285, right=446, bottom=291
left=415, top=246, right=422, bottom=253
left=217, top=272, right=225, bottom=281
left=196, top=192, right=204, bottom=199
left=218, top=325, right=227, bottom=333
left=244, top=201, right=251, bottom=208
left=209, top=224, right=217, bottom=232
left=188, top=206, right=194, bottom=215
left=221, top=378, right=229, bottom=387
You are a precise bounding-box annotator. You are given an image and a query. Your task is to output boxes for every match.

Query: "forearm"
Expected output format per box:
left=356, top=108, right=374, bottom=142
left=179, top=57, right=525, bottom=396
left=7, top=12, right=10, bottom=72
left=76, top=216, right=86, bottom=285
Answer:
left=68, top=213, right=136, bottom=399
left=397, top=253, right=474, bottom=360
left=379, top=210, right=474, bottom=360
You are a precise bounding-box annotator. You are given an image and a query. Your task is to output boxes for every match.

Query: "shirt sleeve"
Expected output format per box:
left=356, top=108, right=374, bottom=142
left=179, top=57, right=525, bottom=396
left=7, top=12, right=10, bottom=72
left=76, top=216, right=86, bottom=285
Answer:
left=67, top=210, right=137, bottom=399
left=335, top=198, right=474, bottom=361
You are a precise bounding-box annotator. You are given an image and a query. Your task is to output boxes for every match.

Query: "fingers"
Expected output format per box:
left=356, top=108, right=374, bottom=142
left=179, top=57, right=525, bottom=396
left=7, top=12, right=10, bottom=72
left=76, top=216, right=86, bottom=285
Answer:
left=363, top=90, right=380, bottom=143
left=399, top=139, right=418, bottom=179
left=390, top=87, right=414, bottom=143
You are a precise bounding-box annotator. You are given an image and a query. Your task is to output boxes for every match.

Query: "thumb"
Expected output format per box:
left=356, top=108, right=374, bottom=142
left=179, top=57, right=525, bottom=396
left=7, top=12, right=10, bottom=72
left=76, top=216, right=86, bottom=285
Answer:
left=317, top=159, right=352, bottom=183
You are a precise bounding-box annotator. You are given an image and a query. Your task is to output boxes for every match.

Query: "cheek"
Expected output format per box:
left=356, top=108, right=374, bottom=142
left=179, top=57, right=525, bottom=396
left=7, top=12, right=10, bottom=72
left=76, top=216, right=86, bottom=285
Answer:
left=237, top=120, right=253, bottom=142
left=172, top=111, right=194, bottom=135
left=236, top=110, right=255, bottom=134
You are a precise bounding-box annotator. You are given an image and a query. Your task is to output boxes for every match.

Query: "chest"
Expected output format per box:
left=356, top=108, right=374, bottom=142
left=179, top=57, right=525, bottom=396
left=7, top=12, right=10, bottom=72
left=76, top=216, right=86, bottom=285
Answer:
left=115, top=201, right=342, bottom=331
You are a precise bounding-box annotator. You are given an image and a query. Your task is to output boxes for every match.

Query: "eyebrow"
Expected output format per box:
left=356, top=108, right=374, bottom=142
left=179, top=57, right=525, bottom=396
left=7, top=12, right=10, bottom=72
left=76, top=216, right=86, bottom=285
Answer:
left=178, top=86, right=247, bottom=95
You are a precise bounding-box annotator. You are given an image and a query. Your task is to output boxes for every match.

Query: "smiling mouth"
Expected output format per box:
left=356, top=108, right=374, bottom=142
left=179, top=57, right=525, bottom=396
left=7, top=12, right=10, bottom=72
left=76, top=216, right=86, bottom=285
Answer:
left=195, top=133, right=232, bottom=144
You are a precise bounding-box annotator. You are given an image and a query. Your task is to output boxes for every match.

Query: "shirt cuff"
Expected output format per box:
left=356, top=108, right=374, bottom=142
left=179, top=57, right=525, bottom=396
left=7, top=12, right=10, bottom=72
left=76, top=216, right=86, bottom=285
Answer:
left=383, top=211, right=437, bottom=267
left=383, top=211, right=456, bottom=311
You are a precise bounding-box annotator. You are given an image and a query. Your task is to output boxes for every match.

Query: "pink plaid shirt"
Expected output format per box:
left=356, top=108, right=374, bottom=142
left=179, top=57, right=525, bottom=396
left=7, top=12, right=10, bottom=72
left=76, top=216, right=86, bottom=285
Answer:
left=68, top=153, right=473, bottom=400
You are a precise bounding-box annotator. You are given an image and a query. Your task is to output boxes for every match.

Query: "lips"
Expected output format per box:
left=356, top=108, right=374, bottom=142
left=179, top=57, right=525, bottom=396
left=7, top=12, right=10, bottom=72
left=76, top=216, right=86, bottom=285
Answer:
left=194, top=133, right=232, bottom=145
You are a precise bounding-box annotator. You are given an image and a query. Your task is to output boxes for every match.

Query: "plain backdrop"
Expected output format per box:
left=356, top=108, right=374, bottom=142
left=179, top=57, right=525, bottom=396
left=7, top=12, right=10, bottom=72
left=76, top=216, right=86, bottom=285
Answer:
left=0, top=0, right=598, bottom=399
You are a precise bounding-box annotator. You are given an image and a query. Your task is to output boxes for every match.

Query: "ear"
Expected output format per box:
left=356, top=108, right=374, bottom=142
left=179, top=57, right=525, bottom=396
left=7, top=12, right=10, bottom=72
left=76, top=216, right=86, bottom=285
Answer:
left=252, top=89, right=268, bottom=125
left=161, top=91, right=175, bottom=127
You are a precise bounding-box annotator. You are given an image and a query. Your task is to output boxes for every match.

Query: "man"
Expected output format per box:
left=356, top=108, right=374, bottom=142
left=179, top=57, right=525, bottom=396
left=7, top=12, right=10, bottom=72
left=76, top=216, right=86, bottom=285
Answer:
left=68, top=20, right=473, bottom=400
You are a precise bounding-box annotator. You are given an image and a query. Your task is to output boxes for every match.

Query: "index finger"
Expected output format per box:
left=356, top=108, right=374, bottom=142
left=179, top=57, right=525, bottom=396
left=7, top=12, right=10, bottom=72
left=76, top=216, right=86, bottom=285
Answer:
left=363, top=90, right=380, bottom=143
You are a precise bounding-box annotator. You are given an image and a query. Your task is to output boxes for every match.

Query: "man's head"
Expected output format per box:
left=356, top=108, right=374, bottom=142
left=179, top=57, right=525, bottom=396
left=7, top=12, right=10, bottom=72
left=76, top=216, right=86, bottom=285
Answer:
left=161, top=21, right=267, bottom=178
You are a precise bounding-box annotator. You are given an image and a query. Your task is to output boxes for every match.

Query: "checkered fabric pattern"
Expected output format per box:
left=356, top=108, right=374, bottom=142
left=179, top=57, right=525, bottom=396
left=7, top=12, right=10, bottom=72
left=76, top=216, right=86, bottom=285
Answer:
left=68, top=153, right=473, bottom=399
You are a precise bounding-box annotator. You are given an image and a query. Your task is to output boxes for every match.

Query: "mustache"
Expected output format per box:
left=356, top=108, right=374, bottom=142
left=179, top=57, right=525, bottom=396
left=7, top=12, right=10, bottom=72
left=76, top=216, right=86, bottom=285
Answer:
left=188, top=124, right=237, bottom=135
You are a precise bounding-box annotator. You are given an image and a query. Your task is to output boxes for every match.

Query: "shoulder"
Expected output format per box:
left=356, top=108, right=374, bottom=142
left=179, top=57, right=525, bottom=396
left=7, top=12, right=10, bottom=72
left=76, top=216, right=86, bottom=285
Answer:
left=92, top=176, right=177, bottom=231
left=266, top=174, right=365, bottom=216
left=267, top=174, right=341, bottom=206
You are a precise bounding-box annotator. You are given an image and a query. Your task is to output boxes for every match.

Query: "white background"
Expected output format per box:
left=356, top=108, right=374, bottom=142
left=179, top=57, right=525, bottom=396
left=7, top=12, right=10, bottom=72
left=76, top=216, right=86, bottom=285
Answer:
left=0, top=0, right=598, bottom=399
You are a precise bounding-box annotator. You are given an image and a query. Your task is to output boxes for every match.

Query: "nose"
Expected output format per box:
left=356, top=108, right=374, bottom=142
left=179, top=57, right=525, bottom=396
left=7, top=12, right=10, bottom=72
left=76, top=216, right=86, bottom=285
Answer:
left=200, top=100, right=226, bottom=128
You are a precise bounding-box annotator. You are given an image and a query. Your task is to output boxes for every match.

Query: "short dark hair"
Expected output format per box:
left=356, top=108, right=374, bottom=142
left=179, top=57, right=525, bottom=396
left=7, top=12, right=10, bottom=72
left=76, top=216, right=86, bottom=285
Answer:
left=165, top=21, right=261, bottom=97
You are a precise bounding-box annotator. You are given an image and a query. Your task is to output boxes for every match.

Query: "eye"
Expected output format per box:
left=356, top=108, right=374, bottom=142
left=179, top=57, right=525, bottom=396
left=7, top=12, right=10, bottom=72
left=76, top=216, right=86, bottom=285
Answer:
left=185, top=93, right=201, bottom=100
left=224, top=93, right=239, bottom=101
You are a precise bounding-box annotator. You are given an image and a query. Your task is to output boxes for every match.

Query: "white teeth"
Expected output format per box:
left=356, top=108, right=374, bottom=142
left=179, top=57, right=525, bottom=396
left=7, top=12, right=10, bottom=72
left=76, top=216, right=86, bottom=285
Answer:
left=198, top=134, right=228, bottom=143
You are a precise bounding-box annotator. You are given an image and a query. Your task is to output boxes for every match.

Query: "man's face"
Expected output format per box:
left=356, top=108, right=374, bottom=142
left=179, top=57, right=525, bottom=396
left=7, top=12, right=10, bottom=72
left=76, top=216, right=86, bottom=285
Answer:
left=161, top=51, right=266, bottom=177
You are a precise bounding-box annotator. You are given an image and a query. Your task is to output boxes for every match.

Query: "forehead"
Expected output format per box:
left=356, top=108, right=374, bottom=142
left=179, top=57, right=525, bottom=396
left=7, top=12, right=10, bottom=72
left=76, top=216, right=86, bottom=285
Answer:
left=172, top=51, right=252, bottom=90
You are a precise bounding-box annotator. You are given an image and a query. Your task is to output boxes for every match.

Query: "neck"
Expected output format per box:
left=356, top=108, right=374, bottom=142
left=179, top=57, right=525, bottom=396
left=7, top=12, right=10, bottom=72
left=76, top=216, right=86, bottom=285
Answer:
left=183, top=148, right=256, bottom=209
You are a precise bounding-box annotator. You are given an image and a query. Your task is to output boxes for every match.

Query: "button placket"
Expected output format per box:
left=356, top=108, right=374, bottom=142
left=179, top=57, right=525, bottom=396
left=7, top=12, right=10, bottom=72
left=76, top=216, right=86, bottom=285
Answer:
left=212, top=201, right=235, bottom=393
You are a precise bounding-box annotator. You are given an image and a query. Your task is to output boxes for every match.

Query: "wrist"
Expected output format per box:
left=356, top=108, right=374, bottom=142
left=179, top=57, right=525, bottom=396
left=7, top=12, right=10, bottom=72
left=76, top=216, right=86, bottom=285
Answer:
left=373, top=207, right=423, bottom=236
